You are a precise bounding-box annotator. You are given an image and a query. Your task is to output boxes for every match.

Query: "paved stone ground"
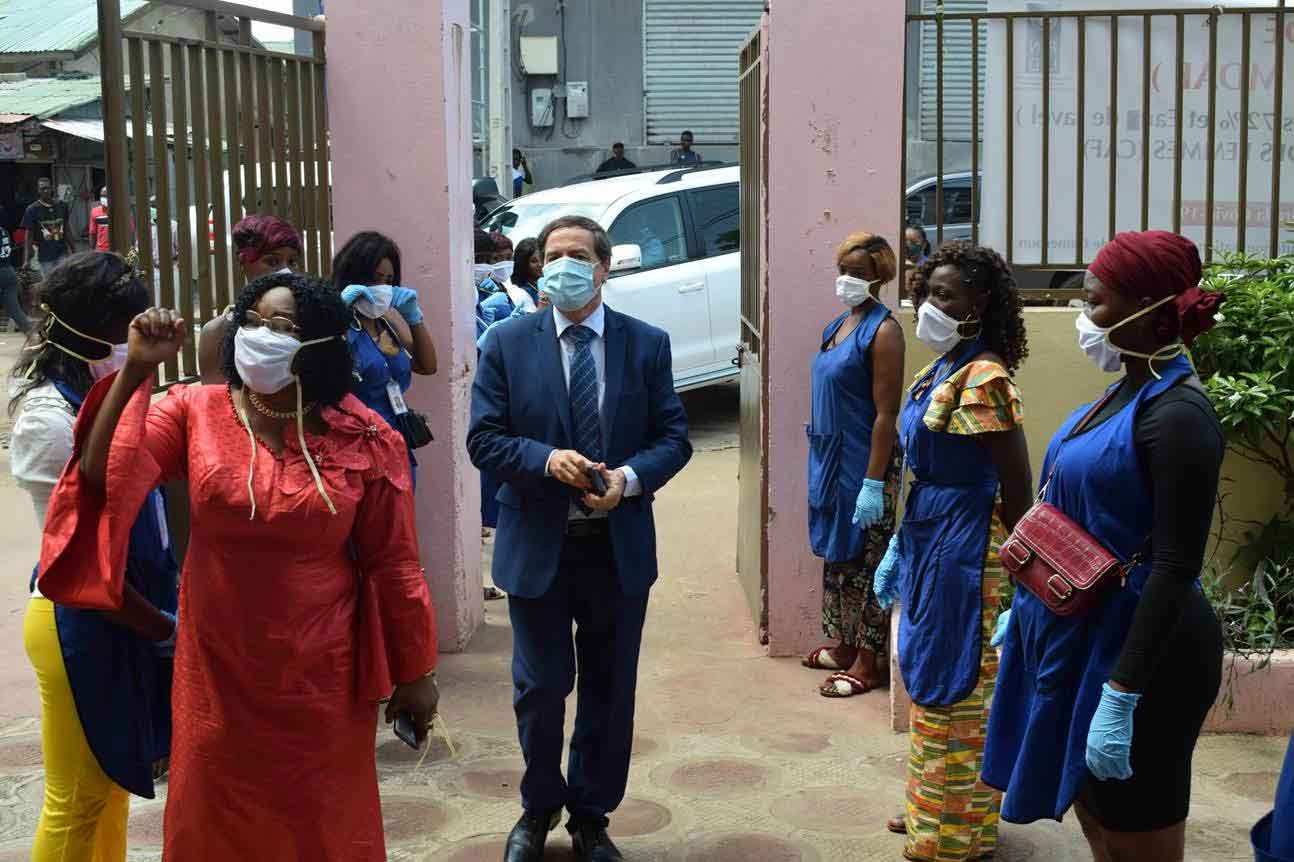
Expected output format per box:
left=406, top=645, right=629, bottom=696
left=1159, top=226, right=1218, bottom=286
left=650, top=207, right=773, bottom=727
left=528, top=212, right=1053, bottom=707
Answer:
left=0, top=332, right=1281, bottom=860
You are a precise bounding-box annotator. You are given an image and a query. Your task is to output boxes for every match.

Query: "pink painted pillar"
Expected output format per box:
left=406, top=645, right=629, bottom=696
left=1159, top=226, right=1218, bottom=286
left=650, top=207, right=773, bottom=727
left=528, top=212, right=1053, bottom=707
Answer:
left=763, top=0, right=907, bottom=656
left=328, top=0, right=482, bottom=651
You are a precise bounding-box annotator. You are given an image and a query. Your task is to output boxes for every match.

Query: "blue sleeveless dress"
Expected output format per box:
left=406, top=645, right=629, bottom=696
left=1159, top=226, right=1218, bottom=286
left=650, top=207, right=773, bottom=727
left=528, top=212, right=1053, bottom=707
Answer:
left=347, top=318, right=416, bottom=481
left=982, top=355, right=1195, bottom=823
left=806, top=302, right=892, bottom=563
left=897, top=340, right=1000, bottom=707
left=38, top=380, right=178, bottom=798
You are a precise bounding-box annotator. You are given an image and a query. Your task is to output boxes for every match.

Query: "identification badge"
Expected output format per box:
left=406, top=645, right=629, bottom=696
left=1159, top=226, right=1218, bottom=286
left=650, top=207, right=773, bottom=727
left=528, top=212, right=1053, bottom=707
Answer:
left=386, top=380, right=409, bottom=415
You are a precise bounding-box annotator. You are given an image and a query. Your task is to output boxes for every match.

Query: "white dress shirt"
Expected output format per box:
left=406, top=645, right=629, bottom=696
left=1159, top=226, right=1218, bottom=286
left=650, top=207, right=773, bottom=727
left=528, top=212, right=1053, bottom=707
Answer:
left=544, top=302, right=642, bottom=516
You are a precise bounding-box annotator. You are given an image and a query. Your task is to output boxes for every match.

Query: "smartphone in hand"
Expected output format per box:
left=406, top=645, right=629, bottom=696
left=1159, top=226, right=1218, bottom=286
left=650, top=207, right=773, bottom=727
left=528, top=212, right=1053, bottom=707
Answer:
left=586, top=466, right=607, bottom=497
left=394, top=711, right=419, bottom=749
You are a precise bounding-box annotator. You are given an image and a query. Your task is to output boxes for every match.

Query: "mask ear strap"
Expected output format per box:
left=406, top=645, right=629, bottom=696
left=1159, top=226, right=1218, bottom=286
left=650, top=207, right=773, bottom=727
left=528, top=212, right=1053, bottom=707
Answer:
left=289, top=354, right=337, bottom=516
left=234, top=392, right=259, bottom=522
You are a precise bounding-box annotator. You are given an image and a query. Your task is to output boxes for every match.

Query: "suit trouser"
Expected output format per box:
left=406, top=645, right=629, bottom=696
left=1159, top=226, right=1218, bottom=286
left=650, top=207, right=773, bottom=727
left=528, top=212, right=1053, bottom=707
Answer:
left=507, top=525, right=650, bottom=825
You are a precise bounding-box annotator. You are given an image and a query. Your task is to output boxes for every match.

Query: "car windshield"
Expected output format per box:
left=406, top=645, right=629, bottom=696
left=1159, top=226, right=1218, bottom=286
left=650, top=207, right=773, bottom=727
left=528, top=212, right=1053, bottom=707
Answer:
left=482, top=202, right=604, bottom=240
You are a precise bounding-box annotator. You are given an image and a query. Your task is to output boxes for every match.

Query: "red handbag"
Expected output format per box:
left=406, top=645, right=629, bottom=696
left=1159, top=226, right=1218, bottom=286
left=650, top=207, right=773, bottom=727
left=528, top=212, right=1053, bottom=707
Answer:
left=998, top=500, right=1137, bottom=617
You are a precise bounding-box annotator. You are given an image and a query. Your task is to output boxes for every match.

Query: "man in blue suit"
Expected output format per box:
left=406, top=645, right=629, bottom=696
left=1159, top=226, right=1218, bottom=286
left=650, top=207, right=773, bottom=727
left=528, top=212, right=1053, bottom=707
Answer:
left=468, top=215, right=692, bottom=862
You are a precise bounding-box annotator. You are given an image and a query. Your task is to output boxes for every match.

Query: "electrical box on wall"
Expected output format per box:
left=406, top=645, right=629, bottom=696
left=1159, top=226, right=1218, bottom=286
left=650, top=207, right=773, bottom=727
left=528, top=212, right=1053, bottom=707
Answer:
left=519, top=36, right=559, bottom=75
left=566, top=81, right=589, bottom=118
left=531, top=89, right=554, bottom=127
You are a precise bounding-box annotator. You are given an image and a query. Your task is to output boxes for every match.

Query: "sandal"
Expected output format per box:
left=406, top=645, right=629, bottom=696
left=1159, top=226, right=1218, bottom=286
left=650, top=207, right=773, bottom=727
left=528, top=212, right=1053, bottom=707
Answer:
left=886, top=813, right=906, bottom=834
left=802, top=646, right=845, bottom=670
left=819, top=671, right=881, bottom=697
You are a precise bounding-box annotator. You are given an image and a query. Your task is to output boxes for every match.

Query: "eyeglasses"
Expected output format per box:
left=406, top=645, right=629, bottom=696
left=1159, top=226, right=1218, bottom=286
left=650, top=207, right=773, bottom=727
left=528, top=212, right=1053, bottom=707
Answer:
left=241, top=310, right=301, bottom=335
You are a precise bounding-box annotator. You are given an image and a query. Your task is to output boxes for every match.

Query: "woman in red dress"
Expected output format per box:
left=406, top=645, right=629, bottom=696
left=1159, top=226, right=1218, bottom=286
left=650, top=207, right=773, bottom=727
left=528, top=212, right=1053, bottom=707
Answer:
left=37, top=273, right=441, bottom=861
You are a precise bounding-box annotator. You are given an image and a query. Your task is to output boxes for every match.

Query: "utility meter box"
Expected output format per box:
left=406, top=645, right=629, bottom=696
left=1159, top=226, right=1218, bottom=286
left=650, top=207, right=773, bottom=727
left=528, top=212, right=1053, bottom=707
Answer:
left=566, top=81, right=589, bottom=118
left=531, top=89, right=554, bottom=127
left=519, top=36, right=559, bottom=75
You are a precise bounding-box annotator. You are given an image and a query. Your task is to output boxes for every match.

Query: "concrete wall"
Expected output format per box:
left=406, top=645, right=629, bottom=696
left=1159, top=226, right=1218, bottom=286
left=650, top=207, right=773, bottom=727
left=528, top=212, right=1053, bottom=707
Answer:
left=762, top=0, right=907, bottom=657
left=768, top=305, right=1290, bottom=657
left=494, top=0, right=738, bottom=189
left=328, top=0, right=482, bottom=653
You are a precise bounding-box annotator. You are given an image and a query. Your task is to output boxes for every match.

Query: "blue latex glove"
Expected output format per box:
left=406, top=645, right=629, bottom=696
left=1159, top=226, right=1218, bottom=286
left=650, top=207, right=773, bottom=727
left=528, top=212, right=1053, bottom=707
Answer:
left=391, top=286, right=423, bottom=325
left=1085, top=682, right=1141, bottom=780
left=851, top=478, right=886, bottom=528
left=340, top=284, right=375, bottom=307
left=155, top=610, right=177, bottom=659
left=990, top=608, right=1011, bottom=647
left=872, top=534, right=901, bottom=609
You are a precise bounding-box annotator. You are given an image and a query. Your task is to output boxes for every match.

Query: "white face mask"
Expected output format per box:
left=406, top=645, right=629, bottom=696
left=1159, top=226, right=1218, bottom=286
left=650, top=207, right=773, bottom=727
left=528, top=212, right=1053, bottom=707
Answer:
left=835, top=274, right=876, bottom=308
left=274, top=267, right=293, bottom=276
left=354, top=283, right=394, bottom=319
left=492, top=261, right=515, bottom=284
left=473, top=263, right=495, bottom=287
left=1075, top=312, right=1122, bottom=372
left=89, top=342, right=129, bottom=381
left=233, top=325, right=334, bottom=395
left=1077, top=293, right=1184, bottom=378
left=916, top=302, right=977, bottom=355
left=100, top=197, right=109, bottom=208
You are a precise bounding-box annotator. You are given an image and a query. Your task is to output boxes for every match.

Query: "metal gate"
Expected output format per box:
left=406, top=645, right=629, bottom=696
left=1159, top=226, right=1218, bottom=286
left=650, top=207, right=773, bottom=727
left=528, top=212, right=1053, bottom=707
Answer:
left=736, top=22, right=768, bottom=641
left=902, top=2, right=1290, bottom=298
left=98, top=0, right=331, bottom=383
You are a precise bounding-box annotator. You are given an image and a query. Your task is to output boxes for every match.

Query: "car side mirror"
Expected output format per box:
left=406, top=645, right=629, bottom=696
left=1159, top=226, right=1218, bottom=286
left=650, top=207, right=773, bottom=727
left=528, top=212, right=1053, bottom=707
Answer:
left=610, top=244, right=643, bottom=274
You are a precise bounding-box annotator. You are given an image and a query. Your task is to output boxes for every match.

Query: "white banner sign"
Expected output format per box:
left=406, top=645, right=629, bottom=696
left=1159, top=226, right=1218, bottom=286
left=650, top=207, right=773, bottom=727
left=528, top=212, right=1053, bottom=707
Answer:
left=981, top=0, right=1294, bottom=262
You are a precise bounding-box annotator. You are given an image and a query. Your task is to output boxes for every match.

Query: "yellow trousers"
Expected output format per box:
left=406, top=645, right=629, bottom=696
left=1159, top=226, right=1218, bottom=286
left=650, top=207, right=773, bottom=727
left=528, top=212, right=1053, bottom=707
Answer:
left=24, top=597, right=129, bottom=862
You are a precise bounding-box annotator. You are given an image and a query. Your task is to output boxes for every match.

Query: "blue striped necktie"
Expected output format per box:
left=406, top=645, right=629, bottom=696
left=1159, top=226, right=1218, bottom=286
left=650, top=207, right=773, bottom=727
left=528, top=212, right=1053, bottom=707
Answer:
left=565, top=324, right=603, bottom=463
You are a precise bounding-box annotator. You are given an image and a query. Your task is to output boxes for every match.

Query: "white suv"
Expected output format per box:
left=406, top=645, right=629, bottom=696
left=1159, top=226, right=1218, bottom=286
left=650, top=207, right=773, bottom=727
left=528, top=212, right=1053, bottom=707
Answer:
left=481, top=164, right=740, bottom=392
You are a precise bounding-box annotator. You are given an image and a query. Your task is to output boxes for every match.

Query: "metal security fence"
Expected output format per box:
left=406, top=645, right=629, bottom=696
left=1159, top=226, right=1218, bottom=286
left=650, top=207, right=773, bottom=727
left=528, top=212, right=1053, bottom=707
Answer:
left=903, top=2, right=1291, bottom=298
left=98, top=0, right=330, bottom=383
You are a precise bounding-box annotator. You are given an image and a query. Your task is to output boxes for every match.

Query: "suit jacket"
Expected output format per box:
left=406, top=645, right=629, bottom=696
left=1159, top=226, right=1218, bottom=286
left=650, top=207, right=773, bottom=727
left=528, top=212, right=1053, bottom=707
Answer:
left=467, top=304, right=692, bottom=599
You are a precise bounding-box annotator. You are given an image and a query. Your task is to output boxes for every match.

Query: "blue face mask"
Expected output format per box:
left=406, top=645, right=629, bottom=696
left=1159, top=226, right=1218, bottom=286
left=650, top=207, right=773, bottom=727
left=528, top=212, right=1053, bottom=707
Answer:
left=539, top=257, right=597, bottom=311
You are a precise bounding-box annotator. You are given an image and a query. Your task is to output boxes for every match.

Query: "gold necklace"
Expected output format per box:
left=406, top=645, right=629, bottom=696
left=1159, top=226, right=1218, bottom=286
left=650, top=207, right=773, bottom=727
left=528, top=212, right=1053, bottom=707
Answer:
left=246, top=390, right=315, bottom=421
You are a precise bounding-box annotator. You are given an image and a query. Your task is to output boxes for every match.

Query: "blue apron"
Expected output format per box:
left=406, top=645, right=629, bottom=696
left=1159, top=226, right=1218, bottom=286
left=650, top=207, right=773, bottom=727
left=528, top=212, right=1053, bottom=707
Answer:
left=982, top=355, right=1192, bottom=823
left=806, top=302, right=892, bottom=563
left=1253, top=734, right=1294, bottom=862
left=37, top=381, right=178, bottom=799
left=347, top=319, right=417, bottom=482
left=896, top=340, right=999, bottom=707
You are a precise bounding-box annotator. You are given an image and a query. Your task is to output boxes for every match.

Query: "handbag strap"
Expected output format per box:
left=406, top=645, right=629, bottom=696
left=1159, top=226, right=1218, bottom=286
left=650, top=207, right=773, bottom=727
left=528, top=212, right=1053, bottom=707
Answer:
left=1036, top=384, right=1125, bottom=502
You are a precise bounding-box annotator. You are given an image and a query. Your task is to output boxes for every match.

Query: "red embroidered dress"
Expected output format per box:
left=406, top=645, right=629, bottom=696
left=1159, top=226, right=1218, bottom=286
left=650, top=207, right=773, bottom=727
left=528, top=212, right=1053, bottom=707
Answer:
left=38, top=378, right=437, bottom=861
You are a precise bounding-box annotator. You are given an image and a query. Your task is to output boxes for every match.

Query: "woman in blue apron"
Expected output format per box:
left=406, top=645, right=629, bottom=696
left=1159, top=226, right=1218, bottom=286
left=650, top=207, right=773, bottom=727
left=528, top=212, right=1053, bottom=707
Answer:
left=334, top=232, right=438, bottom=484
left=1254, top=735, right=1294, bottom=862
left=9, top=252, right=177, bottom=861
left=983, top=231, right=1226, bottom=862
left=801, top=232, right=905, bottom=698
left=871, top=243, right=1034, bottom=862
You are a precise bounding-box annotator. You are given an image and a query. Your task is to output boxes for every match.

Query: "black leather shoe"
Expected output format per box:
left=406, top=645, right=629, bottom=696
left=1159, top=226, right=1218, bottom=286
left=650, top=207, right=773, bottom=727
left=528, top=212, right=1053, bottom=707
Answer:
left=503, top=810, right=559, bottom=862
left=570, top=821, right=624, bottom=862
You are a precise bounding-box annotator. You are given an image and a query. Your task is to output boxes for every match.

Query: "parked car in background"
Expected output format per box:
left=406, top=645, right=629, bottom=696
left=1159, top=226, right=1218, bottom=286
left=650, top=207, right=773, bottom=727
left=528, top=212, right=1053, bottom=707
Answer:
left=904, top=171, right=1082, bottom=293
left=482, top=164, right=740, bottom=392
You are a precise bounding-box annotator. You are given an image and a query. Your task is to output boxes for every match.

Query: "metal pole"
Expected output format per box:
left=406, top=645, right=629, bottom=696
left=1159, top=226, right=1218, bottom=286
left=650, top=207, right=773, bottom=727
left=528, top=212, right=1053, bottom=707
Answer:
left=98, top=0, right=132, bottom=254
left=488, top=0, right=512, bottom=199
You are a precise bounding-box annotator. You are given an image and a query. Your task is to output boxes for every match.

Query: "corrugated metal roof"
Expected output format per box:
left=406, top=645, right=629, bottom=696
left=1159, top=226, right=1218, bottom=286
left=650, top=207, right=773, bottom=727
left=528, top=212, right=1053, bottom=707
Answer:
left=0, top=0, right=150, bottom=56
left=0, top=75, right=102, bottom=121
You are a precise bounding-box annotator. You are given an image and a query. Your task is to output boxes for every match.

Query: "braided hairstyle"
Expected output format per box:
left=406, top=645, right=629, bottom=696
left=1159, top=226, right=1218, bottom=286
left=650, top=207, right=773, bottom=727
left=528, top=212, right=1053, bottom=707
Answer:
left=221, top=272, right=354, bottom=406
left=9, top=252, right=149, bottom=414
left=910, top=242, right=1029, bottom=373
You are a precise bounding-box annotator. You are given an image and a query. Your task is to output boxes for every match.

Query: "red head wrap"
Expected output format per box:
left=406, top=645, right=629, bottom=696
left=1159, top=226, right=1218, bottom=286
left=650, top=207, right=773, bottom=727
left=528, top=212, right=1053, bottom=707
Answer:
left=1088, top=230, right=1223, bottom=347
left=232, top=215, right=302, bottom=266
